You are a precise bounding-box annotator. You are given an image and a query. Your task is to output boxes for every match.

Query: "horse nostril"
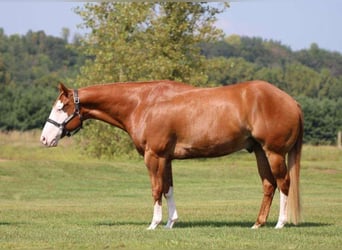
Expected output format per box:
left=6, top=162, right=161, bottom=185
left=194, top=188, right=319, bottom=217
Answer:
left=40, top=136, right=47, bottom=145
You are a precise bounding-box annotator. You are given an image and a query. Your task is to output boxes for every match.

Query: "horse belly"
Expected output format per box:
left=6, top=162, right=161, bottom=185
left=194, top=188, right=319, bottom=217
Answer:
left=173, top=129, right=250, bottom=159
left=173, top=140, right=247, bottom=159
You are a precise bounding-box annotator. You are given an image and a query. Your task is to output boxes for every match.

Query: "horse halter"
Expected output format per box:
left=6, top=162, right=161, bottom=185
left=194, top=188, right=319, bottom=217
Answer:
left=46, top=89, right=83, bottom=138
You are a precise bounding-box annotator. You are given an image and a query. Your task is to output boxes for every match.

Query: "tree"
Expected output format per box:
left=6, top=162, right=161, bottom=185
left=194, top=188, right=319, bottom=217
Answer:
left=0, top=56, right=11, bottom=85
left=206, top=57, right=257, bottom=86
left=295, top=43, right=342, bottom=77
left=298, top=97, right=342, bottom=145
left=61, top=27, right=70, bottom=42
left=74, top=2, right=227, bottom=158
left=283, top=62, right=321, bottom=97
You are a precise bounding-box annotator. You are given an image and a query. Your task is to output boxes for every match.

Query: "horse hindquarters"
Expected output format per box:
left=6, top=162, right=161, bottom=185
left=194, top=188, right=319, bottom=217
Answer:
left=253, top=129, right=302, bottom=229
left=273, top=107, right=303, bottom=227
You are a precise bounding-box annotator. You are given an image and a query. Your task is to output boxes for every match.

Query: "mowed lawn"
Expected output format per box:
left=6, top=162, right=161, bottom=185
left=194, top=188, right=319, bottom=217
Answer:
left=0, top=131, right=341, bottom=249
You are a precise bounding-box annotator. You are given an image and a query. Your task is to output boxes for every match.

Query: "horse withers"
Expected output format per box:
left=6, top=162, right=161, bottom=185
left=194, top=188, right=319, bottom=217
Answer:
left=41, top=80, right=303, bottom=229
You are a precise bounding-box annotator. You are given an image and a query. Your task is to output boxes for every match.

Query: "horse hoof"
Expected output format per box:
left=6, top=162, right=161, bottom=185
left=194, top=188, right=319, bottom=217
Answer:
left=147, top=225, right=156, bottom=230
left=275, top=221, right=286, bottom=229
left=165, top=219, right=177, bottom=229
left=251, top=223, right=262, bottom=229
left=147, top=221, right=160, bottom=230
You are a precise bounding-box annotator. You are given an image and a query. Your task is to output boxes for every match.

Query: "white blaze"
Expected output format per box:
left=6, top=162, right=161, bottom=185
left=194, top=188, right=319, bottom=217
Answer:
left=40, top=100, right=68, bottom=147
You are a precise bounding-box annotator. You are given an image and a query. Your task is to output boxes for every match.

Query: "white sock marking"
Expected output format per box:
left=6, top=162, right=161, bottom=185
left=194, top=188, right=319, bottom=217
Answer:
left=164, top=187, right=178, bottom=229
left=275, top=191, right=288, bottom=229
left=147, top=201, right=162, bottom=230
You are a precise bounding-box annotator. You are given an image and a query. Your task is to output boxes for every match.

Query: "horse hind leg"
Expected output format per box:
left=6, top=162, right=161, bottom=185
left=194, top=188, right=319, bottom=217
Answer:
left=265, top=150, right=290, bottom=229
left=252, top=143, right=277, bottom=229
left=275, top=190, right=288, bottom=229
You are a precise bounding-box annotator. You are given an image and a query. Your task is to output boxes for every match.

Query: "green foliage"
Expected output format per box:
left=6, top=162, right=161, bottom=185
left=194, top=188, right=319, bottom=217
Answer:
left=0, top=85, right=57, bottom=130
left=0, top=29, right=84, bottom=131
left=76, top=121, right=137, bottom=160
left=0, top=29, right=82, bottom=86
left=75, top=2, right=227, bottom=158
left=298, top=97, right=342, bottom=145
left=75, top=2, right=226, bottom=85
left=296, top=43, right=342, bottom=77
left=201, top=36, right=342, bottom=100
left=206, top=57, right=257, bottom=85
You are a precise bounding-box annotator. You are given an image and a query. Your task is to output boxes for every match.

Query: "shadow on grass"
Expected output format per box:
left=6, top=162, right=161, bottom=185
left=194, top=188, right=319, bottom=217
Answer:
left=288, top=222, right=332, bottom=228
left=94, top=221, right=147, bottom=227
left=0, top=221, right=27, bottom=226
left=177, top=220, right=332, bottom=228
left=176, top=220, right=253, bottom=228
left=93, top=220, right=332, bottom=228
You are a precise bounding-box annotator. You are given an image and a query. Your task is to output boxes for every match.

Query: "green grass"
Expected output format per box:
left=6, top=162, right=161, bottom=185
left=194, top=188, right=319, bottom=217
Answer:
left=0, top=131, right=341, bottom=249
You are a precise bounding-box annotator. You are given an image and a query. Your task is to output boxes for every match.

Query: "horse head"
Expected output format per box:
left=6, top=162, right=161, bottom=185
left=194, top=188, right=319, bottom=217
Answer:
left=40, top=83, right=83, bottom=147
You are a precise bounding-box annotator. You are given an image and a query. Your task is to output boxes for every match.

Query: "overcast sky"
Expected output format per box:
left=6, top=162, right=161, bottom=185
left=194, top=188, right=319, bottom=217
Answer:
left=0, top=1, right=341, bottom=53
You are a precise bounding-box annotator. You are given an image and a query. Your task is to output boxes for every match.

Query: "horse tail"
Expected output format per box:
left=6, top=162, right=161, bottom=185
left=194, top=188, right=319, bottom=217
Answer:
left=287, top=104, right=304, bottom=225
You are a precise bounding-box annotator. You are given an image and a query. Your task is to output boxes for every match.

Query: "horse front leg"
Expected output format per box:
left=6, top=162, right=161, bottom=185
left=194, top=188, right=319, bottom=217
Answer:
left=164, top=161, right=178, bottom=229
left=145, top=150, right=163, bottom=230
left=149, top=199, right=162, bottom=230
left=164, top=186, right=178, bottom=228
left=145, top=150, right=178, bottom=230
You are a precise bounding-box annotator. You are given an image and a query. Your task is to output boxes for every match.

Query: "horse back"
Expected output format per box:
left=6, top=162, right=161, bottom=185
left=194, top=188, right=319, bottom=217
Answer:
left=133, top=80, right=302, bottom=158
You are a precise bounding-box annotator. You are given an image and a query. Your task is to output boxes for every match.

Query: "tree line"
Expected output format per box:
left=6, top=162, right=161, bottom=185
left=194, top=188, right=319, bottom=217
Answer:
left=0, top=28, right=84, bottom=130
left=0, top=3, right=341, bottom=154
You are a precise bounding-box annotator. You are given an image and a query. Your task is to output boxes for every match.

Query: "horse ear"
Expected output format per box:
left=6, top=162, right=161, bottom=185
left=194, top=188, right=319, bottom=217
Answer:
left=58, top=82, right=70, bottom=96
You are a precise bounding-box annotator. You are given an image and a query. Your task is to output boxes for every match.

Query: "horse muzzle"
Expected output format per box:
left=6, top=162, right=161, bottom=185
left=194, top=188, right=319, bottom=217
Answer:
left=40, top=134, right=60, bottom=147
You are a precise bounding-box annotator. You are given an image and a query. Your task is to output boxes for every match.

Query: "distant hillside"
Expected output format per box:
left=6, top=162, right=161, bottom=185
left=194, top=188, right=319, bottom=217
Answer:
left=200, top=35, right=342, bottom=99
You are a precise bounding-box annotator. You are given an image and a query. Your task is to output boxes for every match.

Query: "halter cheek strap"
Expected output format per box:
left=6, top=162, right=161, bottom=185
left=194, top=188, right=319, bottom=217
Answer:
left=73, top=89, right=81, bottom=116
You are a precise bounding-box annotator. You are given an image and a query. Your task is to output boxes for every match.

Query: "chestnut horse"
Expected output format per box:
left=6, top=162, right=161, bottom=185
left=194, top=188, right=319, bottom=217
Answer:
left=40, top=80, right=303, bottom=229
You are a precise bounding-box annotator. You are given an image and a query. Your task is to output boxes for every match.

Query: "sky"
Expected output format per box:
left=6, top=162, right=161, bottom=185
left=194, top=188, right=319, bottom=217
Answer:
left=0, top=1, right=341, bottom=53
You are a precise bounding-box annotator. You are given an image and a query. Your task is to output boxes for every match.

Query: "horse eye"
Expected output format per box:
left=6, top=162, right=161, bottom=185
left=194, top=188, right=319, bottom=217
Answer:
left=56, top=100, right=64, bottom=110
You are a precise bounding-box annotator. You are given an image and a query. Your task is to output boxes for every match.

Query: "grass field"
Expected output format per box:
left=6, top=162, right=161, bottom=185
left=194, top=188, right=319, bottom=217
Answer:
left=0, top=131, right=341, bottom=249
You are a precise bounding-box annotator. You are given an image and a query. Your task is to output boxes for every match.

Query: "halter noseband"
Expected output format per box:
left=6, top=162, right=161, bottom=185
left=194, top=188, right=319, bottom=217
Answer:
left=46, top=89, right=83, bottom=137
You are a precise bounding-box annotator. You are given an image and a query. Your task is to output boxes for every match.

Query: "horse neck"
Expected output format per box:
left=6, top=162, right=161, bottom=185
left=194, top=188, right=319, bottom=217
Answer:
left=79, top=84, right=138, bottom=131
